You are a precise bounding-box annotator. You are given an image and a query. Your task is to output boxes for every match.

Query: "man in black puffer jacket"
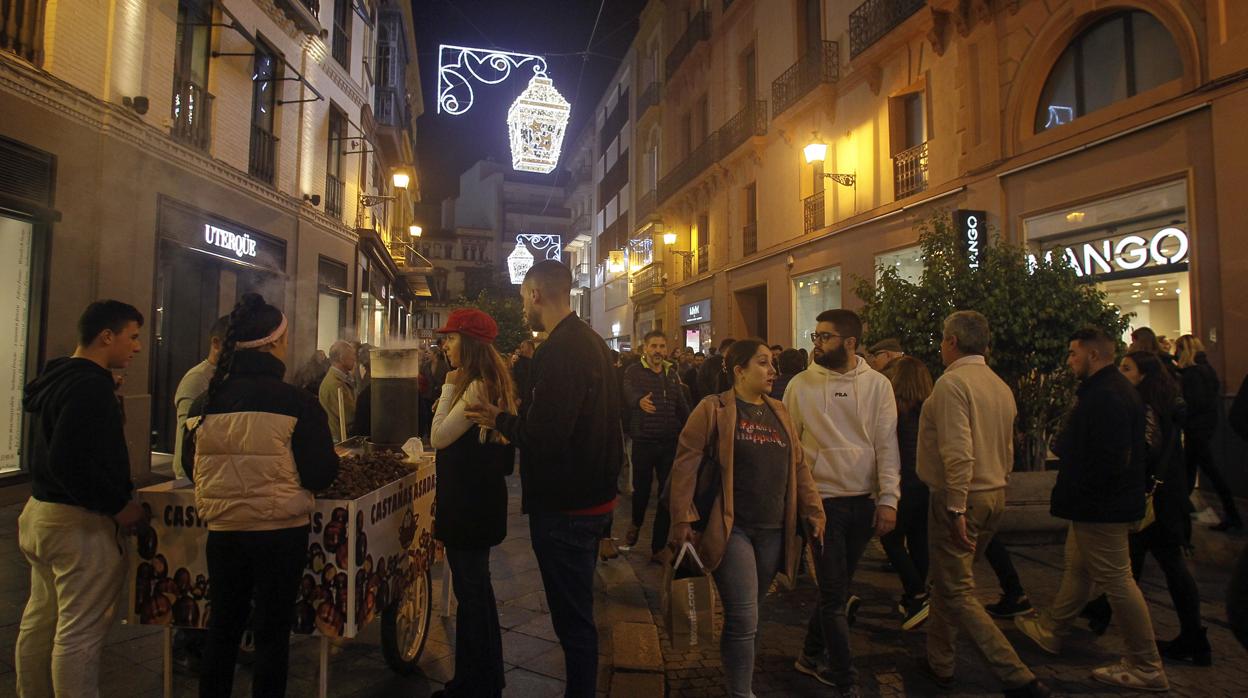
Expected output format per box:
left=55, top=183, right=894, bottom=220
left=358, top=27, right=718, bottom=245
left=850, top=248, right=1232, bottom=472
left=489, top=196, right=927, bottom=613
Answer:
left=1014, top=327, right=1168, bottom=692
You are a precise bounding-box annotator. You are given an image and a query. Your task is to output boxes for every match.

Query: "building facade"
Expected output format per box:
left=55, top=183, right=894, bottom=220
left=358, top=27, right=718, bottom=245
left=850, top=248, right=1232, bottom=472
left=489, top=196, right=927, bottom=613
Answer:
left=593, top=0, right=1248, bottom=391
left=0, top=0, right=426, bottom=496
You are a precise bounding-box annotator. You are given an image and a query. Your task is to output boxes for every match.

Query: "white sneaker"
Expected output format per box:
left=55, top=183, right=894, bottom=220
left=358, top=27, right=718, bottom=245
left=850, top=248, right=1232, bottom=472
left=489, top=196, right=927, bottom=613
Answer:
left=1091, top=660, right=1169, bottom=692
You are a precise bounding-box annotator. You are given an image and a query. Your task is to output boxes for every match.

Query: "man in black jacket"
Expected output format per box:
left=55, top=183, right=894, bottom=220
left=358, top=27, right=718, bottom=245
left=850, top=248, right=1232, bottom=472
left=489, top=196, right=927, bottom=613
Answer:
left=16, top=300, right=149, bottom=697
left=1014, top=327, right=1168, bottom=692
left=467, top=260, right=622, bottom=698
left=697, top=338, right=735, bottom=398
left=622, top=330, right=690, bottom=560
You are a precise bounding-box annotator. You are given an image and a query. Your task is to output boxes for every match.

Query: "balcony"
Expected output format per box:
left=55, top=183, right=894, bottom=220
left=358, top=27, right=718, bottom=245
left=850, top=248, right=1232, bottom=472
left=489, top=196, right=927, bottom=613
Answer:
left=697, top=245, right=709, bottom=274
left=892, top=141, right=929, bottom=200
left=665, top=10, right=710, bottom=80
left=274, top=0, right=321, bottom=35
left=325, top=172, right=345, bottom=217
left=772, top=41, right=839, bottom=120
left=719, top=100, right=768, bottom=159
left=658, top=131, right=718, bottom=204
left=631, top=262, right=665, bottom=302
left=743, top=221, right=758, bottom=256
left=248, top=126, right=277, bottom=184
left=803, top=190, right=824, bottom=234
left=375, top=86, right=408, bottom=128
left=849, top=0, right=926, bottom=59
left=637, top=81, right=661, bottom=119
left=635, top=190, right=657, bottom=222
left=171, top=78, right=213, bottom=151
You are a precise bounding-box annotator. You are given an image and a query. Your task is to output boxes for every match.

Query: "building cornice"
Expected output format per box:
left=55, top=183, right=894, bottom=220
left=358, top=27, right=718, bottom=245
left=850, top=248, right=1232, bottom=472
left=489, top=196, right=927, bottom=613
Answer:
left=322, top=56, right=368, bottom=108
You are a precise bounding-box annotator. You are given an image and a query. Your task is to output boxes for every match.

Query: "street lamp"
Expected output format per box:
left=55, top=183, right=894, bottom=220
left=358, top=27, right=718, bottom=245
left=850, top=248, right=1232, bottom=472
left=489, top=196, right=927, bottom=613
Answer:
left=392, top=172, right=410, bottom=190
left=804, top=134, right=856, bottom=187
left=662, top=231, right=677, bottom=246
left=409, top=225, right=422, bottom=237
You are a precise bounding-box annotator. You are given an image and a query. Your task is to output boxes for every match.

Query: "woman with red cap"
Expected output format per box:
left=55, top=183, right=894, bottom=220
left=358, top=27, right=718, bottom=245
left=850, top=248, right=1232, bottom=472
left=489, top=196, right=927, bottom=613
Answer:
left=430, top=308, right=517, bottom=698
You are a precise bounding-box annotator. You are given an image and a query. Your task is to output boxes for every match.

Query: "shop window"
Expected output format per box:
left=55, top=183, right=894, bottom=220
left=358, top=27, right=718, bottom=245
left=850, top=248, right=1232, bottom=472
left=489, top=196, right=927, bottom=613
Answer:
left=317, top=257, right=349, bottom=352
left=1035, top=11, right=1181, bottom=132
left=248, top=38, right=280, bottom=184
left=875, top=245, right=924, bottom=284
left=792, top=266, right=841, bottom=350
left=171, top=0, right=214, bottom=150
left=0, top=215, right=35, bottom=474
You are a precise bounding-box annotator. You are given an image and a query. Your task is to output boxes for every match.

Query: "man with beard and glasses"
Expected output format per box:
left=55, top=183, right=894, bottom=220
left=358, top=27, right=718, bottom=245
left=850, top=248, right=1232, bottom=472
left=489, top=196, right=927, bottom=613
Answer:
left=465, top=260, right=622, bottom=698
left=785, top=309, right=900, bottom=696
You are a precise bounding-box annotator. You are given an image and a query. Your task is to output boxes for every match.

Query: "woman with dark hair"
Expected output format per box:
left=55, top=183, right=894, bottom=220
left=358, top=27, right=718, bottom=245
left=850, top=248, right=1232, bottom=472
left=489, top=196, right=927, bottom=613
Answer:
left=1175, top=335, right=1241, bottom=531
left=880, top=356, right=934, bottom=630
left=183, top=293, right=338, bottom=697
left=430, top=309, right=518, bottom=698
left=667, top=339, right=825, bottom=697
left=769, top=348, right=806, bottom=400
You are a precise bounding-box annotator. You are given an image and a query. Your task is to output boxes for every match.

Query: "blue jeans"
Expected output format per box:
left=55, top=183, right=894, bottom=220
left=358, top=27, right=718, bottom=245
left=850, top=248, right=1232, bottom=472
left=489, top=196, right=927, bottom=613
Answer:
left=802, top=495, right=876, bottom=688
left=711, top=526, right=783, bottom=698
left=445, top=547, right=504, bottom=697
left=528, top=511, right=610, bottom=698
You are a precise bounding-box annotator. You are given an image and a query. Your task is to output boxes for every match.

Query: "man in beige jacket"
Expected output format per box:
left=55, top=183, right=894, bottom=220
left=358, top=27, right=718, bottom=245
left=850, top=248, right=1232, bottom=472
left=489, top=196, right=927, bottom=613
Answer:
left=318, top=340, right=356, bottom=442
left=916, top=311, right=1049, bottom=697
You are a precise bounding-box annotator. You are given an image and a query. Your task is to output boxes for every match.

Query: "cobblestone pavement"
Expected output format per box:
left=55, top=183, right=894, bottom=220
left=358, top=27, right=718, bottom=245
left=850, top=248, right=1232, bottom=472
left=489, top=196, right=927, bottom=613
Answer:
left=610, top=488, right=1248, bottom=697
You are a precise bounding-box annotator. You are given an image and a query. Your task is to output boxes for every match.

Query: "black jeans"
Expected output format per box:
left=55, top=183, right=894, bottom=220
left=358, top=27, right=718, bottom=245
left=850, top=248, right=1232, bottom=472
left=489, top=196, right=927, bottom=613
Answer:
left=630, top=439, right=677, bottom=553
left=1184, top=431, right=1242, bottom=524
left=445, top=547, right=504, bottom=697
left=529, top=511, right=610, bottom=698
left=802, top=495, right=875, bottom=688
left=200, top=526, right=308, bottom=698
left=1130, top=530, right=1203, bottom=637
left=985, top=536, right=1026, bottom=599
left=880, top=486, right=929, bottom=601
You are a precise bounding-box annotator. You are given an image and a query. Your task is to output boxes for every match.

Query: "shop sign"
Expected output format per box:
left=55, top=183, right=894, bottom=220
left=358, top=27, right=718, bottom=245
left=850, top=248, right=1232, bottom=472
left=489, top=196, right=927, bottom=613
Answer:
left=682, top=299, right=711, bottom=325
left=954, top=210, right=987, bottom=269
left=204, top=224, right=257, bottom=258
left=1032, top=226, right=1189, bottom=277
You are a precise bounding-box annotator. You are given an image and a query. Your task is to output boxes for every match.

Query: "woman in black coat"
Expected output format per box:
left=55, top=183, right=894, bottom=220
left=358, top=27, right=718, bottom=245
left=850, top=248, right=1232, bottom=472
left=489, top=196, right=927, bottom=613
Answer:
left=1175, top=335, right=1241, bottom=531
left=430, top=309, right=517, bottom=698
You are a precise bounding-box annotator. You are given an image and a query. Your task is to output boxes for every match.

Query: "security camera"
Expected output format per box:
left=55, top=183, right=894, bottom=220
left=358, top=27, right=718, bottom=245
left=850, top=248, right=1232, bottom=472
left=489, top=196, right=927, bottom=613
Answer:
left=123, top=96, right=150, bottom=115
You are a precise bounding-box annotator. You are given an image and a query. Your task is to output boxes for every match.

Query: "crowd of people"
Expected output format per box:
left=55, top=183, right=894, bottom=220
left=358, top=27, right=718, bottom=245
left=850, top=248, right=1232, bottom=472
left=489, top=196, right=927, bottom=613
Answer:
left=12, top=258, right=1248, bottom=697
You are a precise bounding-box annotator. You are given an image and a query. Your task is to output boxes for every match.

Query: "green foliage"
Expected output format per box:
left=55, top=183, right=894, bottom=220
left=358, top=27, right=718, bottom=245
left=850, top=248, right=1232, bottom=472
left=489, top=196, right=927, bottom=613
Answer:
left=452, top=290, right=529, bottom=354
left=852, top=212, right=1130, bottom=469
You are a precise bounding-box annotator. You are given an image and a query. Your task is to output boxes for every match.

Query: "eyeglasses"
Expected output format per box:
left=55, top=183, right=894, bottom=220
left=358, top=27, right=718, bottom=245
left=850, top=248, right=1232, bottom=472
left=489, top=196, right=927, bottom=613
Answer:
left=810, top=331, right=843, bottom=343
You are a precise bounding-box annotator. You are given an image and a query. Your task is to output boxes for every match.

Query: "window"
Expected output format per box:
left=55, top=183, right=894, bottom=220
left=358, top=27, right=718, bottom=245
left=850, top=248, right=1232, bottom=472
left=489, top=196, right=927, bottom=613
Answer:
left=696, top=213, right=710, bottom=274
left=743, top=183, right=758, bottom=256
left=374, top=13, right=404, bottom=126
left=331, top=0, right=352, bottom=68
left=317, top=257, right=349, bottom=353
left=740, top=44, right=757, bottom=106
left=890, top=88, right=929, bottom=199
left=325, top=106, right=346, bottom=217
left=875, top=245, right=924, bottom=284
left=172, top=0, right=213, bottom=150
left=1035, top=11, right=1181, bottom=132
left=792, top=266, right=841, bottom=349
left=0, top=214, right=35, bottom=474
left=248, top=39, right=280, bottom=184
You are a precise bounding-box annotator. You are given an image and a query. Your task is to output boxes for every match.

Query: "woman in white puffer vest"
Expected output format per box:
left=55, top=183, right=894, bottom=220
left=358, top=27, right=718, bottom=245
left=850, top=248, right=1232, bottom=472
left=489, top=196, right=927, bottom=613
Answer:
left=183, top=293, right=338, bottom=698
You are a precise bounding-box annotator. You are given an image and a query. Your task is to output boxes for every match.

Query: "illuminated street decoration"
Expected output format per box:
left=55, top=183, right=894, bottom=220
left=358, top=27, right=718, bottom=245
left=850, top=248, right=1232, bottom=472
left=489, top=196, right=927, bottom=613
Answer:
left=508, top=234, right=563, bottom=284
left=507, top=243, right=534, bottom=285
left=436, top=45, right=570, bottom=174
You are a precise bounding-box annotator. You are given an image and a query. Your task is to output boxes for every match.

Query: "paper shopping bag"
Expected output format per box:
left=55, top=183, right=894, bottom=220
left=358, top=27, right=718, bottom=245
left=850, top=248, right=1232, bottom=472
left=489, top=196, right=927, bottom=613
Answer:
left=660, top=543, right=717, bottom=649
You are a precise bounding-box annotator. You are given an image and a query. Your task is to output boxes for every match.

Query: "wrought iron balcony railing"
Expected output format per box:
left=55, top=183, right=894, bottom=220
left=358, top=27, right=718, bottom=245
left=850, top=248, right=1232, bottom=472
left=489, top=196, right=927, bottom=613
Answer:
left=743, top=221, right=758, bottom=256
left=697, top=244, right=710, bottom=274
left=892, top=140, right=929, bottom=200
left=374, top=86, right=408, bottom=128
left=325, top=172, right=345, bottom=217
left=631, top=262, right=665, bottom=299
left=171, top=78, right=213, bottom=151
left=665, top=10, right=710, bottom=80
left=248, top=126, right=277, bottom=184
left=803, top=190, right=824, bottom=234
left=719, top=100, right=768, bottom=158
left=658, top=131, right=719, bottom=203
left=637, top=81, right=661, bottom=117
left=849, top=0, right=926, bottom=58
left=772, top=41, right=839, bottom=120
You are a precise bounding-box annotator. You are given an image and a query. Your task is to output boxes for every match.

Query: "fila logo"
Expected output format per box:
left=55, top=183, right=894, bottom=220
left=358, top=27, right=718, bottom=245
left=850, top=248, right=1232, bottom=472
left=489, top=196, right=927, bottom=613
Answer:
left=834, top=392, right=849, bottom=398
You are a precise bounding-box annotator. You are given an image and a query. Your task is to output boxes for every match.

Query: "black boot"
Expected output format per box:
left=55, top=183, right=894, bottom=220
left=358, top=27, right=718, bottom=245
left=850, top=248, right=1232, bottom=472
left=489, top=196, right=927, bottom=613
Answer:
left=1158, top=627, right=1213, bottom=666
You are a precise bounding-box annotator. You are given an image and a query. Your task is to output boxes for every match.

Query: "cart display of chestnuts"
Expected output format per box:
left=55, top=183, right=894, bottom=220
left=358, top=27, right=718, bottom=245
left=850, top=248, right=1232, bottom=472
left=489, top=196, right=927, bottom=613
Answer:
left=317, top=450, right=415, bottom=500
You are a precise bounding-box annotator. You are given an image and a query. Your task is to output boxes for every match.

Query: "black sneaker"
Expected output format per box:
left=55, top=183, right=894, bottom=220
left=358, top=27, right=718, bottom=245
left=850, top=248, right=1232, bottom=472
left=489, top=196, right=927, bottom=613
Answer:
left=985, top=595, right=1032, bottom=618
left=1003, top=679, right=1052, bottom=697
left=846, top=595, right=862, bottom=626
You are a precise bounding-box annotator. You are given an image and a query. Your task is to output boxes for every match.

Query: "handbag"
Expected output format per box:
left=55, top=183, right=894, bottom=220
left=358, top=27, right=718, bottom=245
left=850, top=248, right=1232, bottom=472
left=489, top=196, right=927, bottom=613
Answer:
left=660, top=396, right=722, bottom=533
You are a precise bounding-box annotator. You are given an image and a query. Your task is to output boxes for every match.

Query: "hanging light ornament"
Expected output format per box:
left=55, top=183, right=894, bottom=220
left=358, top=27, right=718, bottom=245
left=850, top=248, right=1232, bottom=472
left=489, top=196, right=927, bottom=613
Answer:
left=508, top=75, right=571, bottom=174
left=507, top=242, right=535, bottom=285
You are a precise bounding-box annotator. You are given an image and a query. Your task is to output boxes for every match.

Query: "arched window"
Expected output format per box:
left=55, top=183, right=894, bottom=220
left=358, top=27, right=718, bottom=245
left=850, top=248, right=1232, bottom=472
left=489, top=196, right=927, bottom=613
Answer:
left=1035, top=10, right=1181, bottom=132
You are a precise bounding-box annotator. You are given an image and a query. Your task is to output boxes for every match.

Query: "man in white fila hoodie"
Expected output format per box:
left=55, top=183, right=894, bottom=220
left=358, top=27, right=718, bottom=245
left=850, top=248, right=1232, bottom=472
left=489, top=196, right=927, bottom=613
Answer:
left=786, top=309, right=901, bottom=696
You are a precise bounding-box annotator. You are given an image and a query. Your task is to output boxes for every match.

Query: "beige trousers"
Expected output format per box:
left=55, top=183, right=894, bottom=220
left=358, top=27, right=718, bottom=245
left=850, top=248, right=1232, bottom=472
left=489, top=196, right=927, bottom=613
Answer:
left=1040, top=521, right=1163, bottom=669
left=926, top=488, right=1035, bottom=688
left=15, top=498, right=129, bottom=698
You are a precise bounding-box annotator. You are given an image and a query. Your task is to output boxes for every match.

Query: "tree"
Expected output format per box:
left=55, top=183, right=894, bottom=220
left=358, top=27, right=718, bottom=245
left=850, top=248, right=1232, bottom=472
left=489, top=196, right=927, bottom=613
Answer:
left=453, top=289, right=529, bottom=354
left=853, top=212, right=1130, bottom=470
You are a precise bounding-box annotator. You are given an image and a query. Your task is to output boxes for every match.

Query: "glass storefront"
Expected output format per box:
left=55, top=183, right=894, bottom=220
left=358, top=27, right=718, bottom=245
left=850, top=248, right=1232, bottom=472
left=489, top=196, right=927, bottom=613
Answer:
left=317, top=257, right=350, bottom=352
left=0, top=215, right=34, bottom=475
left=875, top=245, right=924, bottom=283
left=1024, top=180, right=1190, bottom=344
left=792, top=267, right=841, bottom=349
left=680, top=298, right=712, bottom=353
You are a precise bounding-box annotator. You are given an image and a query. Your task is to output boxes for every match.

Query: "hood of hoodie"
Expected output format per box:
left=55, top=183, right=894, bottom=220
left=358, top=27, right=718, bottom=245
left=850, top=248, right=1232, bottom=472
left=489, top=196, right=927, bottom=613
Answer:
left=24, top=357, right=115, bottom=413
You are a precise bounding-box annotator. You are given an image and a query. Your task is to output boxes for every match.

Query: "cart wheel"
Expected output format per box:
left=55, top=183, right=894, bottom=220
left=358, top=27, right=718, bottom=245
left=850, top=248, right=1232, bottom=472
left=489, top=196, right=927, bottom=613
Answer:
left=381, top=567, right=432, bottom=674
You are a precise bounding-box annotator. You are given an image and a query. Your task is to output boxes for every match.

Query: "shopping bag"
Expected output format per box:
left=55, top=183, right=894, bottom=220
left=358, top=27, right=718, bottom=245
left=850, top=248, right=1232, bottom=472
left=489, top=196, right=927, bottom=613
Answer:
left=660, top=543, right=717, bottom=649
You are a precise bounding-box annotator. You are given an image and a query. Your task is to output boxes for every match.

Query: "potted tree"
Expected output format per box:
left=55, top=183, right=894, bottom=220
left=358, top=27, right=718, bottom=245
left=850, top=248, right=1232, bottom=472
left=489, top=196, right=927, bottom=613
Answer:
left=854, top=213, right=1129, bottom=530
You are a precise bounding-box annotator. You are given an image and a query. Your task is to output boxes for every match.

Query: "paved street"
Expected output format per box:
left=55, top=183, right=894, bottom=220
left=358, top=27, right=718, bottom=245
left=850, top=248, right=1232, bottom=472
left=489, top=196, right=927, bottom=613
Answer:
left=1, top=480, right=1245, bottom=697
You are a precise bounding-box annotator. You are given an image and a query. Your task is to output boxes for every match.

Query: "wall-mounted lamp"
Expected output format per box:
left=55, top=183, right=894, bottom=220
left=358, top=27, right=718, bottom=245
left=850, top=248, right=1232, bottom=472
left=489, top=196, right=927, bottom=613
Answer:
left=607, top=250, right=627, bottom=274
left=804, top=134, right=856, bottom=187
left=662, top=232, right=677, bottom=246
left=122, top=95, right=149, bottom=115
left=661, top=232, right=694, bottom=260
left=392, top=172, right=411, bottom=190
left=409, top=225, right=422, bottom=237
left=303, top=193, right=322, bottom=206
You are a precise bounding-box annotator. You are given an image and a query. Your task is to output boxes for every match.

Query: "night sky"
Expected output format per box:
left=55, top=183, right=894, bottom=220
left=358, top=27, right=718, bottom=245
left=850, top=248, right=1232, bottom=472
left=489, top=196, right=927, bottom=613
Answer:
left=411, top=0, right=648, bottom=204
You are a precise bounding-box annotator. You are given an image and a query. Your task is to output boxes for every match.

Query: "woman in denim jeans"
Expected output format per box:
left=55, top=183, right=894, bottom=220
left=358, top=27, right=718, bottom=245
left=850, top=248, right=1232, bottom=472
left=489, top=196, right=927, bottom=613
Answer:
left=668, top=339, right=825, bottom=697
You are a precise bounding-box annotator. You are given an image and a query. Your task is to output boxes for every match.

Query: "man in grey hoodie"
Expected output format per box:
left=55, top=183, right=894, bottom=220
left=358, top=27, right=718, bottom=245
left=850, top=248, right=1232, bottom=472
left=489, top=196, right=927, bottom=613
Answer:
left=785, top=309, right=901, bottom=695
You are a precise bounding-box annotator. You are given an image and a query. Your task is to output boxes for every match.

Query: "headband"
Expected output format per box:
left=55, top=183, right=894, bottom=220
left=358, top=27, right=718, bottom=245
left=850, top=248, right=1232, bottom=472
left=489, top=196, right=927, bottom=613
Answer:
left=234, top=313, right=288, bottom=349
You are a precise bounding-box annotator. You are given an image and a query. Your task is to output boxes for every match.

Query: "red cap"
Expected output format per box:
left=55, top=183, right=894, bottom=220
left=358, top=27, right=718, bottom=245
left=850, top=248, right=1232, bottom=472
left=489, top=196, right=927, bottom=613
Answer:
left=436, top=308, right=498, bottom=344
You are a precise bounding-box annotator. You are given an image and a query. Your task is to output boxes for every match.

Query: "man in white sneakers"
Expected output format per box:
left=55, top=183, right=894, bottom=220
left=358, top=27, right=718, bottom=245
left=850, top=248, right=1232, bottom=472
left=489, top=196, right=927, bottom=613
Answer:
left=785, top=309, right=900, bottom=696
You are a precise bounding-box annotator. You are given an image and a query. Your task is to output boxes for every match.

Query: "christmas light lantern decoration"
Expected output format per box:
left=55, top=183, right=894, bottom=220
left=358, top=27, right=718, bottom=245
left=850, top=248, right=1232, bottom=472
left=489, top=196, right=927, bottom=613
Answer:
left=507, top=243, right=535, bottom=285
left=508, top=75, right=571, bottom=174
